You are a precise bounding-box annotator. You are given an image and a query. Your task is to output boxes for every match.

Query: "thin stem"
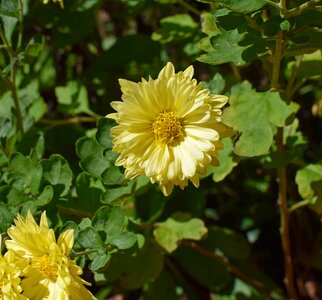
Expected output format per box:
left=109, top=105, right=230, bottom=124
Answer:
left=285, top=0, right=320, bottom=18
left=57, top=205, right=93, bottom=218
left=181, top=241, right=276, bottom=299
left=285, top=55, right=303, bottom=97
left=73, top=248, right=100, bottom=258
left=177, top=0, right=201, bottom=16
left=280, top=0, right=287, bottom=15
left=10, top=66, right=24, bottom=136
left=0, top=26, right=14, bottom=60
left=272, top=26, right=298, bottom=298
left=271, top=31, right=283, bottom=90
left=289, top=199, right=311, bottom=212
left=264, top=0, right=281, bottom=9
left=17, top=0, right=24, bottom=51
left=39, top=116, right=98, bottom=128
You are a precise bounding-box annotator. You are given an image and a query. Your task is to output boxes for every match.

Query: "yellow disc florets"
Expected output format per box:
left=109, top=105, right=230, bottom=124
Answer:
left=152, top=111, right=183, bottom=145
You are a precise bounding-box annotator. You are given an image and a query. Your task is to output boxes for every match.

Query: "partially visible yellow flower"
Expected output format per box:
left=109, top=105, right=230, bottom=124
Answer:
left=6, top=211, right=96, bottom=300
left=0, top=236, right=27, bottom=300
left=42, top=0, right=64, bottom=8
left=107, top=62, right=232, bottom=196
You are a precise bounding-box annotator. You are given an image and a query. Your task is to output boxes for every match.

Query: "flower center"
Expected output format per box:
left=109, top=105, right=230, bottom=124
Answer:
left=152, top=111, right=183, bottom=144
left=39, top=254, right=58, bottom=281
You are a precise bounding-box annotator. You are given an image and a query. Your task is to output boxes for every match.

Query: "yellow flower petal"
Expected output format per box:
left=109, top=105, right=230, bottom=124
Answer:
left=107, top=62, right=232, bottom=196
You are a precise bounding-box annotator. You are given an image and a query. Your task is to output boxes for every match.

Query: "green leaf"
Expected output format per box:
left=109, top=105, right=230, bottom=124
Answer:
left=0, top=0, right=19, bottom=18
left=144, top=269, right=178, bottom=300
left=261, top=118, right=308, bottom=168
left=101, top=180, right=135, bottom=204
left=95, top=118, right=114, bottom=149
left=0, top=0, right=19, bottom=44
left=103, top=239, right=164, bottom=289
left=207, top=137, right=238, bottom=182
left=25, top=34, right=45, bottom=61
left=295, top=164, right=322, bottom=213
left=78, top=227, right=105, bottom=249
left=55, top=81, right=94, bottom=116
left=154, top=216, right=207, bottom=252
left=8, top=152, right=42, bottom=195
left=197, top=0, right=266, bottom=13
left=222, top=81, right=299, bottom=157
left=74, top=173, right=105, bottom=213
left=89, top=252, right=111, bottom=271
left=101, top=166, right=125, bottom=186
left=198, top=28, right=267, bottom=66
left=36, top=185, right=54, bottom=206
left=76, top=137, right=116, bottom=178
left=202, top=226, right=250, bottom=260
left=112, top=231, right=137, bottom=249
left=152, top=14, right=199, bottom=43
left=202, top=73, right=225, bottom=95
left=0, top=203, right=15, bottom=232
left=92, top=206, right=126, bottom=243
left=174, top=246, right=231, bottom=291
left=41, top=154, right=73, bottom=197
left=288, top=28, right=322, bottom=56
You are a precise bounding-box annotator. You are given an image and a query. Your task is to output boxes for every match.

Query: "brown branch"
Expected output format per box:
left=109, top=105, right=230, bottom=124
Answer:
left=181, top=240, right=276, bottom=299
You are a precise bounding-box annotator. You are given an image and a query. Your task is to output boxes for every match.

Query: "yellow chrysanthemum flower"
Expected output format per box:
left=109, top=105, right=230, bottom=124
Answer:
left=5, top=211, right=96, bottom=300
left=0, top=236, right=27, bottom=300
left=42, top=0, right=64, bottom=8
left=107, top=62, right=232, bottom=196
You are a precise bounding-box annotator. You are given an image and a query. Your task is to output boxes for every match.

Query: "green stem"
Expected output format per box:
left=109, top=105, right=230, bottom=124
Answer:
left=177, top=0, right=201, bottom=16
left=272, top=25, right=298, bottom=299
left=39, top=116, right=98, bottom=128
left=0, top=26, right=14, bottom=60
left=285, top=55, right=303, bottom=97
left=10, top=66, right=24, bottom=136
left=17, top=0, right=24, bottom=51
left=289, top=199, right=311, bottom=212
left=57, top=205, right=93, bottom=218
left=73, top=248, right=100, bottom=258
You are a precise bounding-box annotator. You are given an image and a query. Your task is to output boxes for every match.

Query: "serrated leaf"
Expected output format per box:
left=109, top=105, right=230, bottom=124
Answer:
left=152, top=14, right=198, bottom=43
left=198, top=28, right=267, bottom=66
left=154, top=217, right=207, bottom=252
left=41, top=154, right=73, bottom=197
left=222, top=81, right=299, bottom=157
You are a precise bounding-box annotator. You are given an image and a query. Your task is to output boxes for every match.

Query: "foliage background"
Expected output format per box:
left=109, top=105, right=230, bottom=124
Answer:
left=1, top=0, right=322, bottom=299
